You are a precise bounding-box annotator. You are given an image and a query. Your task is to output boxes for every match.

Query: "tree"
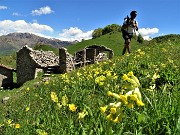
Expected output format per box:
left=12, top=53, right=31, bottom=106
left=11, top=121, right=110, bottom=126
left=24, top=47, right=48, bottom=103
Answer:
left=137, top=34, right=144, bottom=44
left=102, top=24, right=121, bottom=35
left=92, top=28, right=103, bottom=39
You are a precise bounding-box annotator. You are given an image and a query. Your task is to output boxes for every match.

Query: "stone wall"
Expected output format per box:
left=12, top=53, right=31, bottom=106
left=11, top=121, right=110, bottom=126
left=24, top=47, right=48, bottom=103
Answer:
left=16, top=45, right=59, bottom=86
left=0, top=64, right=15, bottom=88
left=1, top=44, right=114, bottom=87
left=59, top=47, right=75, bottom=73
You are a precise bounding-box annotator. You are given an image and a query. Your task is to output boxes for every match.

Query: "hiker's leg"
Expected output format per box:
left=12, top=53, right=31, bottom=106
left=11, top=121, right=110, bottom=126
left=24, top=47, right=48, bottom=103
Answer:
left=122, top=39, right=129, bottom=55
left=122, top=44, right=126, bottom=55
left=126, top=39, right=131, bottom=53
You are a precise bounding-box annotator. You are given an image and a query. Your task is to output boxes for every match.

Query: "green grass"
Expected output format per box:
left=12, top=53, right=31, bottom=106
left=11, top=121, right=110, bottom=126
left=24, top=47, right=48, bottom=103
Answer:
left=66, top=31, right=140, bottom=56
left=0, top=33, right=180, bottom=135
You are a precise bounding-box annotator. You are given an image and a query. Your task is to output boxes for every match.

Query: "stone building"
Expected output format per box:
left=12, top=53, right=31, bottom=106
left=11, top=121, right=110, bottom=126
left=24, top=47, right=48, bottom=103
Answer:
left=59, top=45, right=114, bottom=72
left=0, top=64, right=16, bottom=88
left=13, top=44, right=114, bottom=87
left=74, top=45, right=114, bottom=67
left=16, top=45, right=59, bottom=86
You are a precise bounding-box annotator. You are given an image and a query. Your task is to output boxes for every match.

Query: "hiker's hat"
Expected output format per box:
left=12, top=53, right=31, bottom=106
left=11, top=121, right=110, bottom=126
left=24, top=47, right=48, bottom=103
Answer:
left=130, top=11, right=137, bottom=16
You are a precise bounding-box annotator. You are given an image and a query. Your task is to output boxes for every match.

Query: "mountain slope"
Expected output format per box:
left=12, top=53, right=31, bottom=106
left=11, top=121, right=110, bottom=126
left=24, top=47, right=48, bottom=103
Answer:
left=0, top=32, right=73, bottom=55
left=66, top=31, right=140, bottom=56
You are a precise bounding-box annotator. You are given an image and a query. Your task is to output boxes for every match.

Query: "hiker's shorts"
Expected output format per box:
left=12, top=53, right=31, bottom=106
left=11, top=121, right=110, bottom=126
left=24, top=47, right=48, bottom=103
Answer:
left=122, top=30, right=133, bottom=41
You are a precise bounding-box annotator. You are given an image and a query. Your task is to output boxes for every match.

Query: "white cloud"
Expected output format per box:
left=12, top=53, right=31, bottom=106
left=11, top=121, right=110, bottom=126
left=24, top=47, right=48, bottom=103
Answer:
left=32, top=6, right=54, bottom=16
left=138, top=28, right=159, bottom=40
left=12, top=12, right=23, bottom=16
left=0, top=20, right=53, bottom=36
left=59, top=27, right=93, bottom=41
left=0, top=6, right=7, bottom=10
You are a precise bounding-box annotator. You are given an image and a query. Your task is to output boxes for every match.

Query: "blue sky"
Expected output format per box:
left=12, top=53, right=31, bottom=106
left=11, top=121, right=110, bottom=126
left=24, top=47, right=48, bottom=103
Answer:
left=0, top=0, right=179, bottom=41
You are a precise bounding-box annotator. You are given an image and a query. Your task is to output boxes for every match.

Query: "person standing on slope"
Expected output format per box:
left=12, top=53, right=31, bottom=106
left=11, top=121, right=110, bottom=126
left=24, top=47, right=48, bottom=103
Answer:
left=121, top=11, right=138, bottom=55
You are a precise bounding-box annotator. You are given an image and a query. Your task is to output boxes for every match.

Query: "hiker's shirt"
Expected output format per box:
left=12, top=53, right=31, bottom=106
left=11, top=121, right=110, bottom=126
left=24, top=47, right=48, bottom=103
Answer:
left=123, top=18, right=138, bottom=35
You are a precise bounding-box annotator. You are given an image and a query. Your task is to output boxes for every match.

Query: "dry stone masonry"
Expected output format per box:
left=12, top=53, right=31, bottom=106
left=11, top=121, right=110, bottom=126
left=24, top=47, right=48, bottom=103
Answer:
left=0, top=44, right=114, bottom=88
left=0, top=64, right=16, bottom=88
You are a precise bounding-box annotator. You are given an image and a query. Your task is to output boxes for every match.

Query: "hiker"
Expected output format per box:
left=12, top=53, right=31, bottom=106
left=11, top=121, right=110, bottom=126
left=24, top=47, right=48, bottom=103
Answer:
left=121, top=11, right=138, bottom=55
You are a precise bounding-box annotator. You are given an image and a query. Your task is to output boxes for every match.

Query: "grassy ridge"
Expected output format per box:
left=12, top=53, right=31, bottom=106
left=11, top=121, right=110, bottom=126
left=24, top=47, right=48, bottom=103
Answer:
left=66, top=31, right=140, bottom=56
left=0, top=33, right=180, bottom=135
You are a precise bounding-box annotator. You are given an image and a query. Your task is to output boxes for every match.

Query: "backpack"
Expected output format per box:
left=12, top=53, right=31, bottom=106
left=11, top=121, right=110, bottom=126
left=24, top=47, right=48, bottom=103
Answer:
left=121, top=15, right=137, bottom=32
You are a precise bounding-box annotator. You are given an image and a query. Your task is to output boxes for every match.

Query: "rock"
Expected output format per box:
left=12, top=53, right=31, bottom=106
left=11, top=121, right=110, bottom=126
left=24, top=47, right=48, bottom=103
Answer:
left=2, top=96, right=10, bottom=104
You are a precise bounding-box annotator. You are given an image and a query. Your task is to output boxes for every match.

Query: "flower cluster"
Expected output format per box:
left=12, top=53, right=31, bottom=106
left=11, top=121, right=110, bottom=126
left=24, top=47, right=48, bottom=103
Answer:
left=100, top=71, right=144, bottom=123
left=50, top=92, right=77, bottom=112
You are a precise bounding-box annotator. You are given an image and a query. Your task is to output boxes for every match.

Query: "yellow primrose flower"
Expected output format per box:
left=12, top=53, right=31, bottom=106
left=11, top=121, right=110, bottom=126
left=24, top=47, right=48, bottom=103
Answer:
left=44, top=81, right=49, bottom=85
left=69, top=104, right=77, bottom=112
left=26, top=107, right=30, bottom=112
left=113, top=117, right=119, bottom=123
left=127, top=71, right=133, bottom=77
left=107, top=91, right=113, bottom=96
left=128, top=103, right=134, bottom=108
left=136, top=99, right=145, bottom=106
left=6, top=119, right=13, bottom=124
left=57, top=103, right=62, bottom=109
left=77, top=72, right=82, bottom=77
left=122, top=74, right=129, bottom=81
left=26, top=87, right=30, bottom=91
left=130, top=94, right=138, bottom=101
left=119, top=95, right=128, bottom=104
left=78, top=110, right=88, bottom=119
left=134, top=88, right=142, bottom=100
left=62, top=94, right=68, bottom=106
left=15, top=123, right=20, bottom=129
left=110, top=107, right=117, bottom=114
left=152, top=73, right=160, bottom=81
left=131, top=76, right=140, bottom=86
left=50, top=92, right=58, bottom=103
left=106, top=114, right=113, bottom=121
left=100, top=106, right=107, bottom=113
left=106, top=71, right=112, bottom=77
left=127, top=78, right=138, bottom=87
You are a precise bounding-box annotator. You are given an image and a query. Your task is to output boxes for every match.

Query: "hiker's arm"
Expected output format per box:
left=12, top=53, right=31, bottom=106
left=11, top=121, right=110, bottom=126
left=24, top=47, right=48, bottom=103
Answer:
left=132, top=22, right=138, bottom=31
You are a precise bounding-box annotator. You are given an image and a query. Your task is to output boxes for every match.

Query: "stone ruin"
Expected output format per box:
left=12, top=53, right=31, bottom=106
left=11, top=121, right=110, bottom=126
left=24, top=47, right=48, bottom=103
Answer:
left=16, top=45, right=59, bottom=86
left=0, top=44, right=114, bottom=88
left=0, top=64, right=16, bottom=89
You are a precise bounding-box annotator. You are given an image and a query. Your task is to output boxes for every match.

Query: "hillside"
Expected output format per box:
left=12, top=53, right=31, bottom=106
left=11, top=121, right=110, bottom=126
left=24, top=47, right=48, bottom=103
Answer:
left=0, top=32, right=74, bottom=56
left=0, top=32, right=180, bottom=134
left=66, top=31, right=140, bottom=56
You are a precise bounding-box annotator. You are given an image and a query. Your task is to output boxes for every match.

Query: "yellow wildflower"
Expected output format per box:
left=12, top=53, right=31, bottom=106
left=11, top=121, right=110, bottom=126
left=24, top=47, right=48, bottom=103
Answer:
left=6, top=119, right=13, bottom=124
left=26, top=87, right=30, bottom=91
left=44, top=81, right=49, bottom=85
left=130, top=94, right=138, bottom=101
left=78, top=110, right=88, bottom=119
left=136, top=99, right=145, bottom=106
left=57, top=103, right=62, bottom=109
left=127, top=78, right=138, bottom=87
left=61, top=94, right=68, bottom=106
left=134, top=88, right=142, bottom=100
left=122, top=74, right=128, bottom=81
left=50, top=92, right=58, bottom=103
left=128, top=103, right=134, bottom=108
left=106, top=114, right=113, bottom=121
left=100, top=106, right=107, bottom=113
left=127, top=71, right=133, bottom=77
left=0, top=123, right=4, bottom=127
left=107, top=91, right=113, bottom=96
left=26, top=107, right=30, bottom=112
left=119, top=95, right=128, bottom=104
left=113, top=117, right=119, bottom=123
left=112, top=93, right=121, bottom=99
left=110, top=107, right=117, bottom=114
left=69, top=104, right=77, bottom=112
left=15, top=123, right=20, bottom=129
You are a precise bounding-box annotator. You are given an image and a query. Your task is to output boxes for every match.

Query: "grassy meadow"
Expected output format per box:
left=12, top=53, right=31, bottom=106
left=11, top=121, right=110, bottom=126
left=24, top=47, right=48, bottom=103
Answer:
left=0, top=32, right=180, bottom=135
